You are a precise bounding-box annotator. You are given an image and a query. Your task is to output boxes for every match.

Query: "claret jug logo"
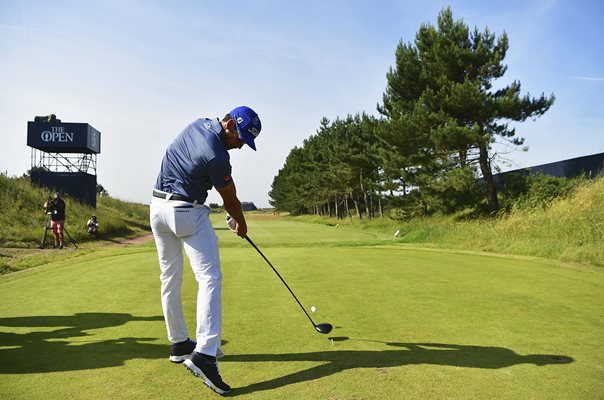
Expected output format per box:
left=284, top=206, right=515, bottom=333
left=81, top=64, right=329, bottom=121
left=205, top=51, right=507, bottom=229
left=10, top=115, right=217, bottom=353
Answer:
left=41, top=126, right=74, bottom=143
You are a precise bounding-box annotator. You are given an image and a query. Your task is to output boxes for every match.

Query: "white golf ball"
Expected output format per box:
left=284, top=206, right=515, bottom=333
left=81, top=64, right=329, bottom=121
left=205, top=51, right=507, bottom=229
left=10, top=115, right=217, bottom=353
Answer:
left=311, top=306, right=317, bottom=313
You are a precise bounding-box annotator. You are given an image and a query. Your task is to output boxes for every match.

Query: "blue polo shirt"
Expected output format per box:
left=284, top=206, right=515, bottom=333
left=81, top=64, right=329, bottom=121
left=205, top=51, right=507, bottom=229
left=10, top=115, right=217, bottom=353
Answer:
left=154, top=118, right=232, bottom=203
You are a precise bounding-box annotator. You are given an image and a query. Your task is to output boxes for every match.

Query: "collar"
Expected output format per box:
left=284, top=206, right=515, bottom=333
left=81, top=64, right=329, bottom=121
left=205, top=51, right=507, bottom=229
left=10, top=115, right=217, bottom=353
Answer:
left=211, top=118, right=227, bottom=141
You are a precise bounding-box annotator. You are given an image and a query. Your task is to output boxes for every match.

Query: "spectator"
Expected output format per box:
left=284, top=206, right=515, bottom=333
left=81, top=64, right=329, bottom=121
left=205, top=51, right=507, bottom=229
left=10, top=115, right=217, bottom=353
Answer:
left=86, top=215, right=99, bottom=237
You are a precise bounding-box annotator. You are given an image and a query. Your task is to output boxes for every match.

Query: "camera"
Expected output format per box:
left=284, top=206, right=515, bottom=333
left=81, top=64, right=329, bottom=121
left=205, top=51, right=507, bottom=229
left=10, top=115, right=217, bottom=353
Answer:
left=34, top=114, right=61, bottom=123
left=45, top=197, right=57, bottom=214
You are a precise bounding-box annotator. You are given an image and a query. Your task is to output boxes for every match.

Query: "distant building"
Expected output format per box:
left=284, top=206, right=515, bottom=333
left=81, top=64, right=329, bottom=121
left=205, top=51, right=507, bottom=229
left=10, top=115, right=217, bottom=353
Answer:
left=241, top=202, right=257, bottom=211
left=492, top=152, right=604, bottom=187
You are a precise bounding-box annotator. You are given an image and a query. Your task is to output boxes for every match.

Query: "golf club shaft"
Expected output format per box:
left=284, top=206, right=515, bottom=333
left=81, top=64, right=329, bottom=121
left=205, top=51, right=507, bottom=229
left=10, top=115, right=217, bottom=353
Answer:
left=245, top=235, right=317, bottom=328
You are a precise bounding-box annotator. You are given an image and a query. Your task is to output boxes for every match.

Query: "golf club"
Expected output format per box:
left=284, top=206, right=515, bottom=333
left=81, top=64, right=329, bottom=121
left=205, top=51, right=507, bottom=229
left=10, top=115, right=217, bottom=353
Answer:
left=245, top=235, right=333, bottom=334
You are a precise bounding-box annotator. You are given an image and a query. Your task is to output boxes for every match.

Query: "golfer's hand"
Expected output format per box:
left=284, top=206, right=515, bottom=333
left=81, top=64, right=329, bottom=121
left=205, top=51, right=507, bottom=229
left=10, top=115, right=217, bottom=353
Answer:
left=226, top=213, right=247, bottom=237
left=235, top=222, right=247, bottom=238
left=226, top=213, right=237, bottom=231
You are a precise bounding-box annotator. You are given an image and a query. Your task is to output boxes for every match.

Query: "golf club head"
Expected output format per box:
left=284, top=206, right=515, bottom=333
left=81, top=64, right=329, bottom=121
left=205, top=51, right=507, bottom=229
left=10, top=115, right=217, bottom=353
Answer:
left=315, top=323, right=333, bottom=334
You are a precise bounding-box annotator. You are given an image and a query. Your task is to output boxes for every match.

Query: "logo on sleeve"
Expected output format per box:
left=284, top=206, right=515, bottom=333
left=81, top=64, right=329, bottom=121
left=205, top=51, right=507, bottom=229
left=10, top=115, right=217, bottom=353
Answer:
left=223, top=175, right=232, bottom=181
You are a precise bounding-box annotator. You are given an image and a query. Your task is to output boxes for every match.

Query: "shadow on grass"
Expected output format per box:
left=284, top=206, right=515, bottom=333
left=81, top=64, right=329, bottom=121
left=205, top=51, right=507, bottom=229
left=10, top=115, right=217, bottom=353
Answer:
left=224, top=338, right=573, bottom=396
left=0, top=313, right=165, bottom=373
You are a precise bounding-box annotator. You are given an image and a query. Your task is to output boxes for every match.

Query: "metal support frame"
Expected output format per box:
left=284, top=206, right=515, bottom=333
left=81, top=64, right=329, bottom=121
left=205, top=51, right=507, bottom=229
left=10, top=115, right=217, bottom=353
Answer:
left=31, top=148, right=97, bottom=174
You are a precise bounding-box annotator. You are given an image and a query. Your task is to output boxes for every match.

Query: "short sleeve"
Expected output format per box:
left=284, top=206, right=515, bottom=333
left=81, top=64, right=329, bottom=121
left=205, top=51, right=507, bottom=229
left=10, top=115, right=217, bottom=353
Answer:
left=206, top=156, right=233, bottom=189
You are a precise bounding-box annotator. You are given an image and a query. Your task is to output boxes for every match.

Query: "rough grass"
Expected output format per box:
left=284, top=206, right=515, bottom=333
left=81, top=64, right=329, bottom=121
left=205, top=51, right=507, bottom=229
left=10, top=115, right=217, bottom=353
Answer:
left=0, top=175, right=150, bottom=247
left=0, top=175, right=151, bottom=274
left=0, top=217, right=602, bottom=399
left=294, top=176, right=604, bottom=267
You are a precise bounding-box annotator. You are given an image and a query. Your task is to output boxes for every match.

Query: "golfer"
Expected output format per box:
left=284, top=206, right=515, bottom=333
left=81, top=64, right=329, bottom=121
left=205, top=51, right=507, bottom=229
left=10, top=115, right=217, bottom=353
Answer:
left=44, top=192, right=66, bottom=249
left=150, top=106, right=261, bottom=395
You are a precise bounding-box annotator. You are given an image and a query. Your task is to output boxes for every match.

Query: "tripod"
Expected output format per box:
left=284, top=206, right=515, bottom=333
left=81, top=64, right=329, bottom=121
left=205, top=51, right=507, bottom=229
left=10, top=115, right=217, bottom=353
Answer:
left=40, top=213, right=78, bottom=249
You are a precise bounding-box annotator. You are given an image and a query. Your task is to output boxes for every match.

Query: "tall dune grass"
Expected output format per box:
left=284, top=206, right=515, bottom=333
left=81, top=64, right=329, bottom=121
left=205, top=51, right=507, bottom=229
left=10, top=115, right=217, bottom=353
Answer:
left=481, top=175, right=604, bottom=264
left=0, top=174, right=150, bottom=247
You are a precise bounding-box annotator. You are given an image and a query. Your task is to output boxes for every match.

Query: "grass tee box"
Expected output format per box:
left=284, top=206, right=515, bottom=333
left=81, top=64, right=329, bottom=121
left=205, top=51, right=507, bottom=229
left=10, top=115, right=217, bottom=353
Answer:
left=1, top=216, right=603, bottom=399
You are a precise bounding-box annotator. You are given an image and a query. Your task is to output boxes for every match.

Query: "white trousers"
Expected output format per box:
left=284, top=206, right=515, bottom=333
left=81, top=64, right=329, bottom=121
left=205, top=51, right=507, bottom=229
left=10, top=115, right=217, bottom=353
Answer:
left=150, top=196, right=222, bottom=357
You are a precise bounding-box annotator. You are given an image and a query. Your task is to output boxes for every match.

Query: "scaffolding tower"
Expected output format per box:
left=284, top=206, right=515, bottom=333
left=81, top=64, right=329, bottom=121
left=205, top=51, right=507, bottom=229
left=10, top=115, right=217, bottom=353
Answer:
left=27, top=116, right=101, bottom=207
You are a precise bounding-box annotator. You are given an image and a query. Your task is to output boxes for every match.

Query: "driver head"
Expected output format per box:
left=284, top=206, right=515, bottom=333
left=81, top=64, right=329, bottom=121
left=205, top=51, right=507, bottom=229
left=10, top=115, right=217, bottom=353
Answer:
left=315, top=323, right=333, bottom=334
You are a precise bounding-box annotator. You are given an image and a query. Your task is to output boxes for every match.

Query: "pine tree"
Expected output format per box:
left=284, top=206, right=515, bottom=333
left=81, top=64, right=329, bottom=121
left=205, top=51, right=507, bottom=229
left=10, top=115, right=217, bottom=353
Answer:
left=380, top=7, right=554, bottom=211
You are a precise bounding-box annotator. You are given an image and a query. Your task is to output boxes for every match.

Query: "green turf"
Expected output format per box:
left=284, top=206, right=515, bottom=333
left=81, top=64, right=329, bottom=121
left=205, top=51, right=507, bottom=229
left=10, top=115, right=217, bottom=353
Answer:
left=1, top=216, right=603, bottom=399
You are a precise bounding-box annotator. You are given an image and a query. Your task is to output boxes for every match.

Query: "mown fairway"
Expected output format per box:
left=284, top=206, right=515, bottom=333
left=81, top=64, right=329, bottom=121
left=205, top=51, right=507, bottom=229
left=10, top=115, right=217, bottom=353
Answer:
left=1, top=215, right=603, bottom=399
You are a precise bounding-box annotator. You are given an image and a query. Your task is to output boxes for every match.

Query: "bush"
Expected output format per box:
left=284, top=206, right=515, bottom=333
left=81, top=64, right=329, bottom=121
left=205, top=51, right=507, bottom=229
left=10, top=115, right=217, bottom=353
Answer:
left=388, top=167, right=482, bottom=219
left=387, top=190, right=427, bottom=220
left=498, top=173, right=585, bottom=210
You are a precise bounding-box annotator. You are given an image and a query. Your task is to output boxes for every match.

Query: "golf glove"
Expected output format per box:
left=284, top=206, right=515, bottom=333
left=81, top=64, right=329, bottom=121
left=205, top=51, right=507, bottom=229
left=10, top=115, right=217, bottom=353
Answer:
left=225, top=213, right=237, bottom=231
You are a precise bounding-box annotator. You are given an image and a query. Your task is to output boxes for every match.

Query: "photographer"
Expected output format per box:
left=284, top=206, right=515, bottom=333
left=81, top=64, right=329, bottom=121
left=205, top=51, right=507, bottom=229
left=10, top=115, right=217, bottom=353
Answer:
left=44, top=192, right=66, bottom=249
left=86, top=214, right=99, bottom=237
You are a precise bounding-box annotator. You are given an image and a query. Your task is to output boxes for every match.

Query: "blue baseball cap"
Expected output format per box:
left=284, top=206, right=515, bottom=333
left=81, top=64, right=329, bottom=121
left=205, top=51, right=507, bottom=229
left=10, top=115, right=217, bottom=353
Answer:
left=229, top=106, right=261, bottom=151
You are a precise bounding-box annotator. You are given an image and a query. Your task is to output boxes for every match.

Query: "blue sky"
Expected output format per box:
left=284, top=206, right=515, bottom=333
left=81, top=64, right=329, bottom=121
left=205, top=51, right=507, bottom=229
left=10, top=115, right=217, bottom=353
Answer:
left=1, top=0, right=602, bottom=207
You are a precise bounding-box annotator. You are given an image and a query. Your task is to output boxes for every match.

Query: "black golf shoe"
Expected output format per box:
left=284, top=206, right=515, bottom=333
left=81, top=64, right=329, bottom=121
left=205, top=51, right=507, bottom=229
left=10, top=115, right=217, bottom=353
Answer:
left=183, top=352, right=230, bottom=395
left=169, top=338, right=196, bottom=363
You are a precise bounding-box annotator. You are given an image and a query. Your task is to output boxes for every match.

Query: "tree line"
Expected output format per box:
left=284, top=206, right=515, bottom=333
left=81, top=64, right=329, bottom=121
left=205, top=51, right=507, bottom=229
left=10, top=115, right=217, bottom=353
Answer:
left=269, top=8, right=554, bottom=218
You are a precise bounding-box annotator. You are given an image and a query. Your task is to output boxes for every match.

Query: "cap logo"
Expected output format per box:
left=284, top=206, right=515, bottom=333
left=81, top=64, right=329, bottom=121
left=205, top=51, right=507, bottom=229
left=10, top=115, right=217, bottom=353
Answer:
left=229, top=106, right=261, bottom=150
left=249, top=127, right=260, bottom=138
